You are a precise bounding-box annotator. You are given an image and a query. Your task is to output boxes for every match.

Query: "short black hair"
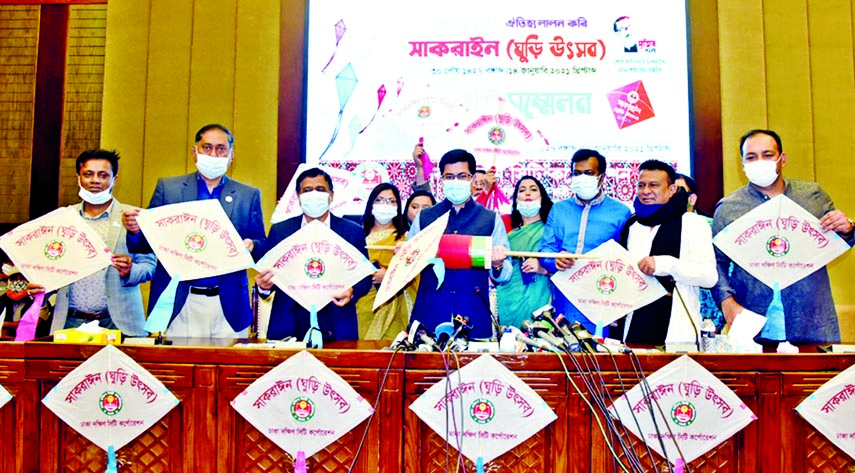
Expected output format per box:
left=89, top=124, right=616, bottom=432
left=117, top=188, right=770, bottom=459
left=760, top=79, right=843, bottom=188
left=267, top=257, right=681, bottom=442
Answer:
left=438, top=149, right=476, bottom=175
left=614, top=16, right=630, bottom=32
left=571, top=149, right=606, bottom=175
left=739, top=129, right=783, bottom=155
left=296, top=167, right=333, bottom=192
left=195, top=123, right=234, bottom=147
left=639, top=159, right=676, bottom=185
left=675, top=173, right=698, bottom=195
left=510, top=176, right=553, bottom=229
left=404, top=190, right=436, bottom=230
left=75, top=149, right=120, bottom=176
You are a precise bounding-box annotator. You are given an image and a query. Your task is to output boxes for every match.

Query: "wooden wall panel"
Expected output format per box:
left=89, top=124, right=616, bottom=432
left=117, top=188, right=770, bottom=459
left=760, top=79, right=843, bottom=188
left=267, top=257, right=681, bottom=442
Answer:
left=0, top=5, right=38, bottom=224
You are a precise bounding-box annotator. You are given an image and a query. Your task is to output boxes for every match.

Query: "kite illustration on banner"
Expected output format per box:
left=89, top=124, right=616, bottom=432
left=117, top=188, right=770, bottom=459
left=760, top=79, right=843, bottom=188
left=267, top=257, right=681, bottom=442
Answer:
left=320, top=19, right=346, bottom=73
left=608, top=355, right=756, bottom=467
left=0, top=206, right=112, bottom=293
left=42, top=345, right=179, bottom=473
left=231, top=350, right=374, bottom=473
left=607, top=80, right=655, bottom=129
left=358, top=84, right=386, bottom=133
left=549, top=240, right=666, bottom=337
left=409, top=355, right=557, bottom=470
left=318, top=63, right=358, bottom=161
left=796, top=362, right=855, bottom=460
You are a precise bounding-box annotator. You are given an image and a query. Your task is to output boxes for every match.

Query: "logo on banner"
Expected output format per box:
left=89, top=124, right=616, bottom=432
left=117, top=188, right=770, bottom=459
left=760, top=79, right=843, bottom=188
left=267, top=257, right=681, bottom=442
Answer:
left=99, top=391, right=123, bottom=416
left=44, top=240, right=66, bottom=260
left=291, top=397, right=316, bottom=422
left=766, top=235, right=790, bottom=257
left=596, top=274, right=617, bottom=295
left=185, top=233, right=207, bottom=252
left=487, top=127, right=506, bottom=145
left=418, top=105, right=431, bottom=118
left=470, top=399, right=495, bottom=424
left=305, top=258, right=326, bottom=279
left=670, top=401, right=696, bottom=427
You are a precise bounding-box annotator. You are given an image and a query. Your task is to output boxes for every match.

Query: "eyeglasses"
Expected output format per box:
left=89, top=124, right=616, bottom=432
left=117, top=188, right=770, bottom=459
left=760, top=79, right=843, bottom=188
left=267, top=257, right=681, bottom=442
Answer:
left=442, top=173, right=472, bottom=181
left=374, top=197, right=397, bottom=205
left=198, top=144, right=230, bottom=157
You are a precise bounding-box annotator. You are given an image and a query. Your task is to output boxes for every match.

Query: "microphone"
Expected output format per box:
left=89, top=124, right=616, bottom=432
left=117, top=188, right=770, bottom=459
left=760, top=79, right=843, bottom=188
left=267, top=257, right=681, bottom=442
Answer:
left=473, top=286, right=501, bottom=340
left=515, top=332, right=561, bottom=353
left=418, top=332, right=439, bottom=351
left=434, top=322, right=456, bottom=350
left=522, top=320, right=566, bottom=350
left=406, top=320, right=423, bottom=347
left=386, top=330, right=409, bottom=350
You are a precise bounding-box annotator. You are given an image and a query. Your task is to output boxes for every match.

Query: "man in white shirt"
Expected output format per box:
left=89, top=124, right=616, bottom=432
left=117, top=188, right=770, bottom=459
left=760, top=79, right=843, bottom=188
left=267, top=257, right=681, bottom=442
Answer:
left=618, top=160, right=717, bottom=345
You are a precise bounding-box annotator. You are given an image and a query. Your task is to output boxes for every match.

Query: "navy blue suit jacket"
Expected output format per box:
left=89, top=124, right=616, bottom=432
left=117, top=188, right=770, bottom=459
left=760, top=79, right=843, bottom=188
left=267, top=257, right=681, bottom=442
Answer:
left=128, top=173, right=266, bottom=332
left=255, top=214, right=371, bottom=341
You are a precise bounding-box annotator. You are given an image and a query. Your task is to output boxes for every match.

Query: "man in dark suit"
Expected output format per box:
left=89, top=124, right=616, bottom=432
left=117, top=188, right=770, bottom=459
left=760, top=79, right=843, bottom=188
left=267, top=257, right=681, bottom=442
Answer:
left=254, top=168, right=371, bottom=341
left=122, top=124, right=266, bottom=337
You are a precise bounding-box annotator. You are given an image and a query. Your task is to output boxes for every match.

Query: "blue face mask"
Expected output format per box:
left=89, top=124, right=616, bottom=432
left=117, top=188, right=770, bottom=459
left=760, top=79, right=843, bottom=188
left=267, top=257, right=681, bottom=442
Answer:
left=443, top=179, right=471, bottom=205
left=633, top=197, right=662, bottom=218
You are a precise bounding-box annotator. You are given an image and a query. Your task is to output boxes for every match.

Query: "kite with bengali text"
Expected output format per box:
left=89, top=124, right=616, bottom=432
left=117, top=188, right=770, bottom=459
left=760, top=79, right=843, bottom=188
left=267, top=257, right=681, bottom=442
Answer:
left=549, top=240, right=666, bottom=336
left=42, top=345, right=179, bottom=473
left=409, top=354, right=557, bottom=470
left=608, top=355, right=756, bottom=467
left=796, top=362, right=855, bottom=460
left=230, top=350, right=373, bottom=472
left=0, top=206, right=112, bottom=293
left=607, top=80, right=655, bottom=129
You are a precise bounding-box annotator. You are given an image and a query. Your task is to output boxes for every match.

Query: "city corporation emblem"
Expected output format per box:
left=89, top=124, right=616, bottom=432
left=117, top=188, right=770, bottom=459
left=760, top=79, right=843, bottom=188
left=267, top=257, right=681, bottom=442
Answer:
left=305, top=258, right=325, bottom=279
left=470, top=398, right=495, bottom=425
left=99, top=391, right=123, bottom=416
left=44, top=240, right=65, bottom=260
left=184, top=233, right=207, bottom=253
left=596, top=274, right=617, bottom=295
left=670, top=401, right=696, bottom=427
left=291, top=397, right=315, bottom=422
left=418, top=105, right=431, bottom=119
left=404, top=249, right=420, bottom=266
left=766, top=235, right=790, bottom=257
left=487, top=126, right=506, bottom=146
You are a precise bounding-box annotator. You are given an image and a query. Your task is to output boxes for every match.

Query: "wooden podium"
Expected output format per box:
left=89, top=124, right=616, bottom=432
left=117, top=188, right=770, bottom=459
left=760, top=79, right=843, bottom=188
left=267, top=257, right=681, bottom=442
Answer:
left=0, top=341, right=853, bottom=472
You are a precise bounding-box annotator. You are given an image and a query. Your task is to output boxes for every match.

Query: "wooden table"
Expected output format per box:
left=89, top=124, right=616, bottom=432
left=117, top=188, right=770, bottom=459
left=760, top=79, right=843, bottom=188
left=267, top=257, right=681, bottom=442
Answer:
left=1, top=340, right=853, bottom=472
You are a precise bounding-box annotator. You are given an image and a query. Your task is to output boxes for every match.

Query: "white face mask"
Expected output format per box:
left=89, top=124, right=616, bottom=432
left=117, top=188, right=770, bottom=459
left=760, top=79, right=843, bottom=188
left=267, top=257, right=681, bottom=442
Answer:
left=372, top=204, right=397, bottom=225
left=300, top=191, right=331, bottom=218
left=195, top=152, right=230, bottom=179
left=570, top=174, right=601, bottom=201
left=78, top=178, right=114, bottom=205
left=516, top=199, right=541, bottom=218
left=743, top=159, right=780, bottom=188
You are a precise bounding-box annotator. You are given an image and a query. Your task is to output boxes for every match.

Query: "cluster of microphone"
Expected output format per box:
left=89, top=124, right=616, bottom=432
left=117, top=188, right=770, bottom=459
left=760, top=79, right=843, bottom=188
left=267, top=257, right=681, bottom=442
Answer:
left=511, top=305, right=602, bottom=354
left=389, top=315, right=475, bottom=352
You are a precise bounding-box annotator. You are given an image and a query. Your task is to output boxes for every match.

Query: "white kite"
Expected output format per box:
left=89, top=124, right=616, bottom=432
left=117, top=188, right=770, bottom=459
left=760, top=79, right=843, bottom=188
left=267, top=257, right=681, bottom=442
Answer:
left=373, top=211, right=450, bottom=310
left=608, top=355, right=756, bottom=466
left=230, top=350, right=374, bottom=464
left=0, top=207, right=112, bottom=293
left=135, top=200, right=254, bottom=281
left=713, top=194, right=850, bottom=290
left=41, top=345, right=179, bottom=471
left=550, top=240, right=666, bottom=333
left=796, top=362, right=855, bottom=460
left=255, top=220, right=375, bottom=312
left=409, top=354, right=557, bottom=466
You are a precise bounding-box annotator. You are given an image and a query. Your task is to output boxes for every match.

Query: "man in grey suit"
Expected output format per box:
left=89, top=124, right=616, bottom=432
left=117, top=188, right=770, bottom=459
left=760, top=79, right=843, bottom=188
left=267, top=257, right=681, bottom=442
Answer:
left=31, top=149, right=156, bottom=337
left=123, top=124, right=266, bottom=338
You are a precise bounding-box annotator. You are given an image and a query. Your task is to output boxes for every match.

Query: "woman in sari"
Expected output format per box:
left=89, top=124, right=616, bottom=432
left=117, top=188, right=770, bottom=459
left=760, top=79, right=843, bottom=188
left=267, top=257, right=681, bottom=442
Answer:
left=356, top=183, right=415, bottom=339
left=495, top=176, right=554, bottom=329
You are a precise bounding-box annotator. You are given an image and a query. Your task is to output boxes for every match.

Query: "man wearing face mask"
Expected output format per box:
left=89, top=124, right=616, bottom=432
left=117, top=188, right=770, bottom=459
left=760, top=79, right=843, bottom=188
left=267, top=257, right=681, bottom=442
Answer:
left=539, top=149, right=631, bottom=333
left=253, top=168, right=371, bottom=341
left=408, top=149, right=512, bottom=339
left=122, top=124, right=266, bottom=338
left=617, top=160, right=717, bottom=345
left=26, top=150, right=157, bottom=337
left=712, top=129, right=855, bottom=343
